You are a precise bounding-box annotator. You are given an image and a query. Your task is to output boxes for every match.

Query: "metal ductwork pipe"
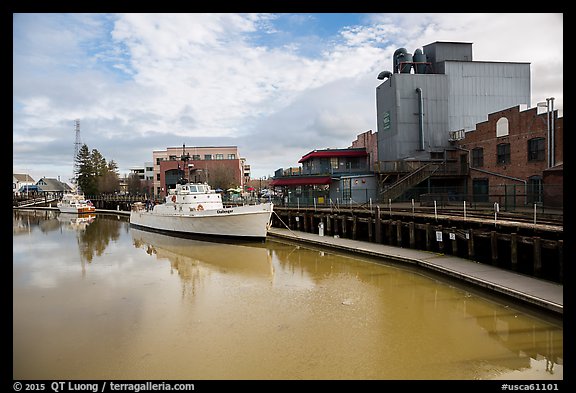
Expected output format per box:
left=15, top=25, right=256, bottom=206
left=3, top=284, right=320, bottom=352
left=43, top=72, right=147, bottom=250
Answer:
left=377, top=71, right=393, bottom=81
left=416, top=87, right=424, bottom=150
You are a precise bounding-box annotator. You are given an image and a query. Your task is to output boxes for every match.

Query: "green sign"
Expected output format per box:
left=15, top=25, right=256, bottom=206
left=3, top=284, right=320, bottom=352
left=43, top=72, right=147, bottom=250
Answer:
left=382, top=111, right=391, bottom=130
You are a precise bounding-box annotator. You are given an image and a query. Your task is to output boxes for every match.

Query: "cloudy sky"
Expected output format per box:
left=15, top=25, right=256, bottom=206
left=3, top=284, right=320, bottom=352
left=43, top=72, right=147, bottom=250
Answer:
left=13, top=13, right=563, bottom=184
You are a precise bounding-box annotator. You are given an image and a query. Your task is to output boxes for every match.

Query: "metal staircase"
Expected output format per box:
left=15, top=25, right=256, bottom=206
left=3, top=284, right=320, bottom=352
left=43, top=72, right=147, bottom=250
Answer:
left=380, top=162, right=442, bottom=201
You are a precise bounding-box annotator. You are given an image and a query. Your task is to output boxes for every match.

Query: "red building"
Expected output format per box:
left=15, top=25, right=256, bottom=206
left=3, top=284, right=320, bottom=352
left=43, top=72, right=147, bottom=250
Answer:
left=154, top=146, right=245, bottom=198
left=456, top=105, right=563, bottom=208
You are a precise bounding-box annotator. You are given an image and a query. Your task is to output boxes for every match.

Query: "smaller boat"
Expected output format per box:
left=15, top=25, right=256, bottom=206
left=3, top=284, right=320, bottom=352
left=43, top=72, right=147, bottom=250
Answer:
left=57, top=193, right=96, bottom=214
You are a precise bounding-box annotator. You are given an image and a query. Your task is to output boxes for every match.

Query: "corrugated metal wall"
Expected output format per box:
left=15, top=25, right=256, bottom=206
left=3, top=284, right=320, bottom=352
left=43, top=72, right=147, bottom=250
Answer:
left=376, top=60, right=530, bottom=162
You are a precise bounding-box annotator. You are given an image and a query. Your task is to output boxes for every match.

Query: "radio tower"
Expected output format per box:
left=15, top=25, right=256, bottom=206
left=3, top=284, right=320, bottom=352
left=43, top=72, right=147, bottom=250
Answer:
left=72, top=119, right=82, bottom=189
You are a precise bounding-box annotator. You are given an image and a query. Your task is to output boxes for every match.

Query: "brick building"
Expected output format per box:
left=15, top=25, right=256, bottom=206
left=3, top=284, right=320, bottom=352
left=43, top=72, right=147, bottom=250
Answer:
left=455, top=104, right=563, bottom=208
left=349, top=130, right=378, bottom=171
left=153, top=146, right=245, bottom=198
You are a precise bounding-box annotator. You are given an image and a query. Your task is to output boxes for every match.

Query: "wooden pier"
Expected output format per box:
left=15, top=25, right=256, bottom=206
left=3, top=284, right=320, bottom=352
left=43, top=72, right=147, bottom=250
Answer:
left=270, top=205, right=563, bottom=284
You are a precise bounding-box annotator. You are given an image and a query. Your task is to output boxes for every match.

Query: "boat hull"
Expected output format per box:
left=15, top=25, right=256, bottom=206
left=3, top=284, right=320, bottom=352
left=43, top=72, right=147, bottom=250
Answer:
left=57, top=205, right=96, bottom=214
left=129, top=203, right=273, bottom=240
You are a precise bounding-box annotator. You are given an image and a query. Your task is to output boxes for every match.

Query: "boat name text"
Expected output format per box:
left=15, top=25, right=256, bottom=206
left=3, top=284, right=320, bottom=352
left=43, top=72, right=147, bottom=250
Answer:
left=217, top=209, right=234, bottom=214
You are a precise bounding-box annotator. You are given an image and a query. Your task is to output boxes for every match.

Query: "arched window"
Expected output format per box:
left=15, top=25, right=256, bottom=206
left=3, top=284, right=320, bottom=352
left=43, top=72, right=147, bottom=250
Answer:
left=496, top=117, right=509, bottom=137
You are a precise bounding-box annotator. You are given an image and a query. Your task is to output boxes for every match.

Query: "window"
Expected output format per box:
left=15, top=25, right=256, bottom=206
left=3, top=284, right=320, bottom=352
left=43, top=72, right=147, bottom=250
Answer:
left=192, top=154, right=200, bottom=160
left=169, top=155, right=177, bottom=160
left=471, top=148, right=483, bottom=167
left=528, top=138, right=545, bottom=161
left=156, top=158, right=163, bottom=165
left=204, top=154, right=212, bottom=160
left=330, top=157, right=338, bottom=170
left=472, top=178, right=489, bottom=202
left=215, top=154, right=224, bottom=160
left=497, top=143, right=510, bottom=164
left=496, top=117, right=509, bottom=137
left=228, top=154, right=236, bottom=159
left=527, top=176, right=543, bottom=204
left=156, top=174, right=160, bottom=181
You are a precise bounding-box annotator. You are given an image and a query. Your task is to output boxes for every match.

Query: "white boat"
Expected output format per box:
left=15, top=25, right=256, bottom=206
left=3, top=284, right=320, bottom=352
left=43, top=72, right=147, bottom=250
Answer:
left=57, top=193, right=96, bottom=214
left=130, top=181, right=274, bottom=240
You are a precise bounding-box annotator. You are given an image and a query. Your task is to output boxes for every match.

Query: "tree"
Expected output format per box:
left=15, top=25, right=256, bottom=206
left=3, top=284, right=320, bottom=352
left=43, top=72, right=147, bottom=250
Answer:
left=76, top=144, right=98, bottom=195
left=209, top=162, right=237, bottom=190
left=75, top=144, right=120, bottom=195
left=127, top=173, right=142, bottom=195
left=98, top=160, right=120, bottom=194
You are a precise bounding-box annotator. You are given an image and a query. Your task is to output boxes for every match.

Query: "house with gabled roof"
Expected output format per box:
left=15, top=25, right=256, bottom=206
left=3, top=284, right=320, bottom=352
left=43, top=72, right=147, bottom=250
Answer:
left=35, top=177, right=72, bottom=199
left=13, top=173, right=35, bottom=196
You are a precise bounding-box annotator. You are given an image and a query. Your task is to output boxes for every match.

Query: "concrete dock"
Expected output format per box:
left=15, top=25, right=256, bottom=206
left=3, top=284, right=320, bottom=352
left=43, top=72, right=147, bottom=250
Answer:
left=268, top=227, right=563, bottom=316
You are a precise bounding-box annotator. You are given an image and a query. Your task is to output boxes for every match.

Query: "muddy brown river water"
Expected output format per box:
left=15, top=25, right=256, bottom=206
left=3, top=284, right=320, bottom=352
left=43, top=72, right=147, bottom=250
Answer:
left=13, top=210, right=562, bottom=380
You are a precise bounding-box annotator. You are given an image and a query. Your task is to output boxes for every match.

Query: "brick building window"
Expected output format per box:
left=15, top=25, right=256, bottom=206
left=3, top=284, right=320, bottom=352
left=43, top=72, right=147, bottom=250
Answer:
left=497, top=143, right=510, bottom=164
left=228, top=154, right=236, bottom=159
left=192, top=155, right=200, bottom=160
left=471, top=148, right=483, bottom=167
left=496, top=117, right=509, bottom=137
left=528, top=137, right=545, bottom=161
left=527, top=176, right=543, bottom=204
left=216, top=154, right=224, bottom=160
left=204, top=154, right=212, bottom=160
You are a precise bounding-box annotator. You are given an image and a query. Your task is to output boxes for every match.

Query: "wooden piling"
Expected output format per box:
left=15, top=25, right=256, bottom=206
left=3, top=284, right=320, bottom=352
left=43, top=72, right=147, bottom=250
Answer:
left=467, top=229, right=475, bottom=259
left=326, top=214, right=332, bottom=236
left=451, top=227, right=457, bottom=255
left=533, top=236, right=541, bottom=277
left=386, top=220, right=393, bottom=245
left=352, top=215, right=357, bottom=240
left=425, top=223, right=432, bottom=251
left=375, top=207, right=382, bottom=243
left=310, top=214, right=315, bottom=234
left=558, top=240, right=563, bottom=281
left=396, top=220, right=402, bottom=247
left=367, top=217, right=373, bottom=242
left=491, top=231, right=498, bottom=265
left=511, top=233, right=518, bottom=271
left=437, top=225, right=444, bottom=252
left=409, top=222, right=415, bottom=249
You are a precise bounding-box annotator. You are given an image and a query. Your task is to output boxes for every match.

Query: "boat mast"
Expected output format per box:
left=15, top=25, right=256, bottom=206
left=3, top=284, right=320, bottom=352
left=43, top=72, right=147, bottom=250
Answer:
left=179, top=144, right=191, bottom=184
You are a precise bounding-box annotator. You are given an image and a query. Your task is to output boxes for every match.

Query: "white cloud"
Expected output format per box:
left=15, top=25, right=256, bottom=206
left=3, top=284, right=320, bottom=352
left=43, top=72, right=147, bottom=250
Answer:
left=13, top=13, right=563, bottom=181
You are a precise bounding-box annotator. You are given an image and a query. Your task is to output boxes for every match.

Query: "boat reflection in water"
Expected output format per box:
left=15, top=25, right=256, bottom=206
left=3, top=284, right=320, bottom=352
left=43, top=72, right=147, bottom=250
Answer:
left=131, top=228, right=274, bottom=287
left=57, top=212, right=96, bottom=231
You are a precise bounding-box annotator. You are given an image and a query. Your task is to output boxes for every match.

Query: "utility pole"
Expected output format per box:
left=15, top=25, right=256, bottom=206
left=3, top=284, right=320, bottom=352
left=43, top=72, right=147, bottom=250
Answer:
left=73, top=119, right=81, bottom=191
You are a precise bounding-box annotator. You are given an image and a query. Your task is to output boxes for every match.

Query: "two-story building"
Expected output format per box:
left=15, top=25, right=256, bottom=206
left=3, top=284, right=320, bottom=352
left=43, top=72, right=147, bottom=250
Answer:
left=270, top=147, right=377, bottom=205
left=13, top=174, right=35, bottom=196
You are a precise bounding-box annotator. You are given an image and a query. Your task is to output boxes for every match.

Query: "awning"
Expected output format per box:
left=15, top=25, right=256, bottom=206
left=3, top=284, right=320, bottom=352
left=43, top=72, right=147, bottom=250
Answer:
left=18, top=185, right=42, bottom=192
left=298, top=149, right=368, bottom=163
left=270, top=176, right=332, bottom=187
